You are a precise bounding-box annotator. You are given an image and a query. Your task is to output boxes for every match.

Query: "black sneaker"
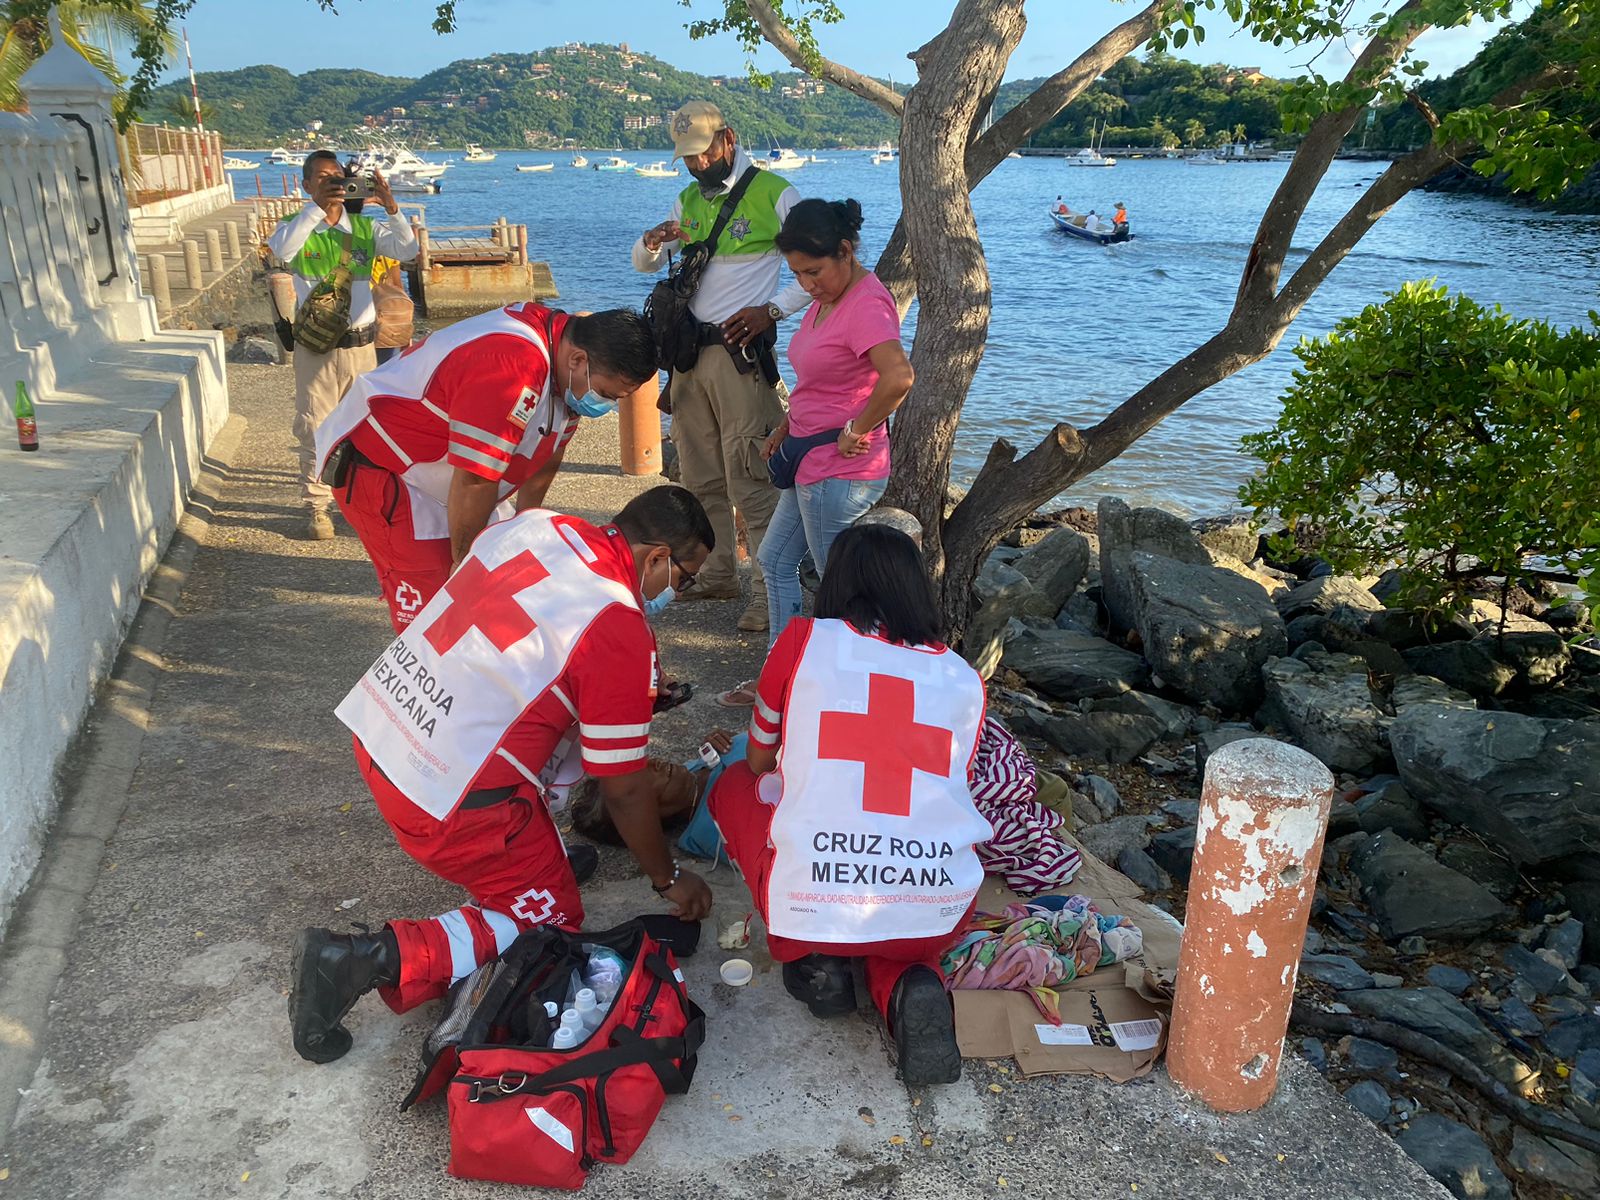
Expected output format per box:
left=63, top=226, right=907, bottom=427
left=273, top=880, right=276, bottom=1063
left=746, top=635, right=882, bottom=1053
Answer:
left=782, top=954, right=857, bottom=1018
left=288, top=926, right=399, bottom=1064
left=889, top=965, right=962, bottom=1086
left=568, top=843, right=599, bottom=886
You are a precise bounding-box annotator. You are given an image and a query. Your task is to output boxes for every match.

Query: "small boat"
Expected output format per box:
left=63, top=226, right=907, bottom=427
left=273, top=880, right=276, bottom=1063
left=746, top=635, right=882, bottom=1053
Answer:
left=592, top=155, right=634, bottom=172
left=1048, top=207, right=1129, bottom=245
left=570, top=153, right=589, bottom=168
left=223, top=156, right=259, bottom=170
left=516, top=162, right=554, bottom=173
left=463, top=143, right=496, bottom=163
left=869, top=143, right=897, bottom=165
left=1066, top=120, right=1116, bottom=167
left=1187, top=153, right=1225, bottom=166
left=1006, top=150, right=1022, bottom=159
left=634, top=161, right=680, bottom=178
left=759, top=146, right=806, bottom=171
left=387, top=175, right=441, bottom=194
left=266, top=147, right=305, bottom=167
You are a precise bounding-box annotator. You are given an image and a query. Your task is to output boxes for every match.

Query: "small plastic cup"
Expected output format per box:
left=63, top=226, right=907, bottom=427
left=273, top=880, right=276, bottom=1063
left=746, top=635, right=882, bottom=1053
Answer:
left=720, top=958, right=754, bottom=987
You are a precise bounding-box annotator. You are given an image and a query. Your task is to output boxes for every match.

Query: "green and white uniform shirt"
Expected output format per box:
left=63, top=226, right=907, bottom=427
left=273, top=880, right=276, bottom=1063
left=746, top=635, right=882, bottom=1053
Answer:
left=267, top=202, right=419, bottom=332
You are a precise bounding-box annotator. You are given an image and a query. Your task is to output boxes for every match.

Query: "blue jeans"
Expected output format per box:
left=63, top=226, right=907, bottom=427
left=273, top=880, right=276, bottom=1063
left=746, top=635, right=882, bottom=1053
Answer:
left=757, top=475, right=888, bottom=646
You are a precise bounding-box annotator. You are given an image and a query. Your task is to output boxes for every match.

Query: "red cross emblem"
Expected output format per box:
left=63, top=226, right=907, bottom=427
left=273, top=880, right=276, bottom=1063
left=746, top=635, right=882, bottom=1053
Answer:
left=422, top=551, right=550, bottom=655
left=817, top=674, right=953, bottom=818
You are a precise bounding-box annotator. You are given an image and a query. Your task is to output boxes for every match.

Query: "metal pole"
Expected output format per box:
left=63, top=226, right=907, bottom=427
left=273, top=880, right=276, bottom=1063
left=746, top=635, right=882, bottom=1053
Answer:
left=205, top=227, right=224, bottom=274
left=1166, top=739, right=1335, bottom=1112
left=182, top=239, right=203, bottom=289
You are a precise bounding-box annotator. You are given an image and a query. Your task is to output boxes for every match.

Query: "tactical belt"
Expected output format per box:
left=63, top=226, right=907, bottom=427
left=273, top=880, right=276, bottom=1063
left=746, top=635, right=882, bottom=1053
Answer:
left=338, top=324, right=377, bottom=349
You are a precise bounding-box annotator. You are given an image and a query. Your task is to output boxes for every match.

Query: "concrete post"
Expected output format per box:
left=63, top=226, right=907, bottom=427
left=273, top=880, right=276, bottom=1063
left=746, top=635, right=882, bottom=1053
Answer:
left=204, top=227, right=224, bottom=274
left=147, top=252, right=171, bottom=311
left=1166, top=738, right=1334, bottom=1112
left=618, top=373, right=663, bottom=476
left=225, top=220, right=241, bottom=261
left=516, top=224, right=529, bottom=266
left=183, top=239, right=203, bottom=290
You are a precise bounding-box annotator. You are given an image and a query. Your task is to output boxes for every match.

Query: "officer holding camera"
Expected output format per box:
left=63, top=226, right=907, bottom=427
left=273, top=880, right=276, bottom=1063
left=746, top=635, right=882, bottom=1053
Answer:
left=268, top=150, right=418, bottom=541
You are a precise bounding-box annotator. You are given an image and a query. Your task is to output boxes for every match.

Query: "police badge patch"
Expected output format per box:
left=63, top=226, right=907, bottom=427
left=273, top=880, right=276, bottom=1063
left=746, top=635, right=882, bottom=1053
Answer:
left=727, top=216, right=752, bottom=241
left=673, top=112, right=692, bottom=136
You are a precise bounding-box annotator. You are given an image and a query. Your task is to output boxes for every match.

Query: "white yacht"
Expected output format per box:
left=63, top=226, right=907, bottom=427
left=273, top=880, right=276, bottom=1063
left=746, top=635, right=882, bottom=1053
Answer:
left=634, top=161, right=680, bottom=178
left=870, top=143, right=897, bottom=165
left=570, top=152, right=589, bottom=168
left=266, top=147, right=305, bottom=167
left=463, top=143, right=496, bottom=163
left=223, top=155, right=258, bottom=170
left=759, top=146, right=807, bottom=171
left=592, top=155, right=634, bottom=172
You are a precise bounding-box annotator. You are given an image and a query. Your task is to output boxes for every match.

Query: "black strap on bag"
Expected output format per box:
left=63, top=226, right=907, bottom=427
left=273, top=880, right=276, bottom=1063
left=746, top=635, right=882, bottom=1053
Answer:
left=644, top=167, right=762, bottom=373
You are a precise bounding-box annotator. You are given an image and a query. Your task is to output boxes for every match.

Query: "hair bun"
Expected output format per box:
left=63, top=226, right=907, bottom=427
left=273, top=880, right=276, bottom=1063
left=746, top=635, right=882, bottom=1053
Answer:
left=835, top=198, right=865, bottom=237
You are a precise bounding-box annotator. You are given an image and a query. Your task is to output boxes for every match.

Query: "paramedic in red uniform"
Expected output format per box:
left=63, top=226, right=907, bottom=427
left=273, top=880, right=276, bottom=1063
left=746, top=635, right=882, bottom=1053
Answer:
left=313, top=304, right=659, bottom=632
left=708, top=523, right=992, bottom=1086
left=289, top=485, right=716, bottom=1064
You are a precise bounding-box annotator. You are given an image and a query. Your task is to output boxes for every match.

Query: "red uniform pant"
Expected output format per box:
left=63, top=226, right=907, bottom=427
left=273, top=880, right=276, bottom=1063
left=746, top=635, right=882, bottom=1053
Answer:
left=335, top=456, right=454, bottom=634
left=356, top=739, right=584, bottom=1012
left=708, top=762, right=968, bottom=1020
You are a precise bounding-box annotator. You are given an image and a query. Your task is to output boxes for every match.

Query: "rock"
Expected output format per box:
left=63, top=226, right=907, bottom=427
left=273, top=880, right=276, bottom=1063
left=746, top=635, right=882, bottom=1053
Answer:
left=1285, top=615, right=1412, bottom=680
left=1507, top=1129, right=1600, bottom=1194
left=1390, top=674, right=1478, bottom=715
left=1343, top=1080, right=1391, bottom=1122
left=1057, top=590, right=1108, bottom=638
left=1098, top=497, right=1212, bottom=633
left=1279, top=575, right=1386, bottom=624
left=1478, top=628, right=1570, bottom=689
left=1299, top=953, right=1376, bottom=991
left=1082, top=691, right=1196, bottom=739
left=1565, top=883, right=1600, bottom=965
left=1367, top=607, right=1475, bottom=651
left=1342, top=988, right=1524, bottom=1083
left=1402, top=640, right=1517, bottom=699
left=1424, top=965, right=1475, bottom=996
left=1397, top=935, right=1430, bottom=956
left=1021, top=709, right=1164, bottom=765
left=1396, top=1114, right=1513, bottom=1200
left=1346, top=1036, right=1400, bottom=1075
left=1498, top=995, right=1544, bottom=1037
left=1160, top=798, right=1200, bottom=824
left=1578, top=964, right=1600, bottom=992
left=1190, top=514, right=1261, bottom=563
left=1542, top=918, right=1586, bottom=971
left=1077, top=814, right=1154, bottom=864
left=229, top=334, right=282, bottom=364
left=1546, top=997, right=1591, bottom=1020
left=962, top=578, right=1036, bottom=680
left=1126, top=551, right=1288, bottom=712
left=1079, top=774, right=1122, bottom=816
left=1437, top=842, right=1521, bottom=901
left=1146, top=827, right=1196, bottom=884
left=1545, top=1014, right=1600, bottom=1061
left=975, top=559, right=1031, bottom=606
left=1500, top=944, right=1575, bottom=996
left=1299, top=1036, right=1328, bottom=1072
left=1371, top=972, right=1403, bottom=988
left=1259, top=650, right=1391, bottom=774
left=1001, top=629, right=1151, bottom=701
left=1350, top=831, right=1506, bottom=941
left=1353, top=781, right=1430, bottom=841
left=1302, top=928, right=1325, bottom=955
left=1012, top=527, right=1092, bottom=616
left=1390, top=707, right=1600, bottom=866
left=1195, top=725, right=1262, bottom=773
left=1116, top=847, right=1172, bottom=893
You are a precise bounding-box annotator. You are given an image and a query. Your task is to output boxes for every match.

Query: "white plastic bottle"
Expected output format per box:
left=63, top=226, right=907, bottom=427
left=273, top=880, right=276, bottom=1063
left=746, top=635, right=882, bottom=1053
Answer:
left=543, top=1001, right=559, bottom=1021
left=551, top=1026, right=577, bottom=1050
left=559, top=1008, right=584, bottom=1040
left=573, top=988, right=600, bottom=1033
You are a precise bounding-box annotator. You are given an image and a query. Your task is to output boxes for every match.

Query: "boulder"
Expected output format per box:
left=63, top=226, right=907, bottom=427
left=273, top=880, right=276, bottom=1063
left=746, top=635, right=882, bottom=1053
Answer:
left=1545, top=1014, right=1600, bottom=1061
left=1190, top=514, right=1261, bottom=563
left=1389, top=707, right=1600, bottom=866
left=1343, top=1080, right=1391, bottom=1122
left=1346, top=1036, right=1400, bottom=1075
left=1056, top=590, right=1108, bottom=638
left=1423, top=965, right=1475, bottom=996
left=1437, top=842, right=1520, bottom=900
left=1278, top=575, right=1386, bottom=624
left=1195, top=725, right=1264, bottom=773
left=1366, top=607, right=1476, bottom=651
left=1259, top=650, right=1392, bottom=774
left=1080, top=774, right=1122, bottom=816
left=1000, top=629, right=1150, bottom=701
left=1341, top=988, right=1525, bottom=1085
left=1299, top=953, right=1376, bottom=991
left=1349, top=831, right=1505, bottom=941
left=1012, top=527, right=1092, bottom=616
left=1126, top=551, right=1287, bottom=712
left=1023, top=709, right=1164, bottom=764
left=1391, top=674, right=1478, bottom=716
left=962, top=577, right=1036, bottom=681
left=1542, top=918, right=1586, bottom=971
left=1098, top=497, right=1213, bottom=633
left=1507, top=1129, right=1600, bottom=1195
left=1077, top=814, right=1154, bottom=863
left=1146, top=826, right=1196, bottom=883
left=1395, top=1114, right=1513, bottom=1200
left=1500, top=944, right=1579, bottom=997
left=1116, top=847, right=1172, bottom=893
left=975, top=559, right=1030, bottom=606
left=1475, top=628, right=1570, bottom=689
left=228, top=334, right=282, bottom=364
left=1081, top=690, right=1197, bottom=739
left=1353, top=781, right=1430, bottom=841
left=1402, top=640, right=1517, bottom=699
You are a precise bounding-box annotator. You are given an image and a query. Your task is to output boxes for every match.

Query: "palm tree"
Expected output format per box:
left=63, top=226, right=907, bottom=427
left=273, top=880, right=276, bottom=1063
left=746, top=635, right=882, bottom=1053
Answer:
left=166, top=90, right=212, bottom=127
left=0, top=2, right=179, bottom=112
left=1183, top=118, right=1205, bottom=148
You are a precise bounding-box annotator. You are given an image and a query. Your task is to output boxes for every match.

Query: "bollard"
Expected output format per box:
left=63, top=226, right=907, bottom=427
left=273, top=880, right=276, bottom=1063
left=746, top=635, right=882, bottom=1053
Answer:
left=183, top=239, right=203, bottom=289
left=148, top=253, right=172, bottom=310
left=618, top=373, right=663, bottom=476
left=225, top=220, right=241, bottom=261
left=1166, top=738, right=1334, bottom=1112
left=205, top=228, right=224, bottom=274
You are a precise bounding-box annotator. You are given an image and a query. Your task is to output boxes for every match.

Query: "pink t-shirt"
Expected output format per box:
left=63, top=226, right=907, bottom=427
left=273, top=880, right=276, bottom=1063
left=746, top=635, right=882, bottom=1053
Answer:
left=785, top=272, right=903, bottom=486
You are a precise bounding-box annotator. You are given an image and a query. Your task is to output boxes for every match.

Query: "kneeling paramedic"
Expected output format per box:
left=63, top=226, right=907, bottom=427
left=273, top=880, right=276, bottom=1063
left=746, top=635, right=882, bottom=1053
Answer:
left=314, top=305, right=658, bottom=633
left=289, top=485, right=716, bottom=1064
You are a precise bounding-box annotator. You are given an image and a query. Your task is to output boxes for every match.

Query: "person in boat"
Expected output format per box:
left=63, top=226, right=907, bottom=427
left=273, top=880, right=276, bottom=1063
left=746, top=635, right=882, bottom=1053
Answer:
left=1055, top=195, right=1070, bottom=215
left=708, top=522, right=992, bottom=1085
left=1113, top=202, right=1129, bottom=229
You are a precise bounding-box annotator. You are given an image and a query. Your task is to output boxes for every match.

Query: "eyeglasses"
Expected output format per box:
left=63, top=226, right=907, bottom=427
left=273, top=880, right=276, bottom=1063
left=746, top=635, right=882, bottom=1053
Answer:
left=649, top=544, right=697, bottom=591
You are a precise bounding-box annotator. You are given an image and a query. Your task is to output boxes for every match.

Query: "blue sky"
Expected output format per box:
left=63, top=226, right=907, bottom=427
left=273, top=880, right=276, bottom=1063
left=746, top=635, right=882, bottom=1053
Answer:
left=166, top=0, right=1512, bottom=85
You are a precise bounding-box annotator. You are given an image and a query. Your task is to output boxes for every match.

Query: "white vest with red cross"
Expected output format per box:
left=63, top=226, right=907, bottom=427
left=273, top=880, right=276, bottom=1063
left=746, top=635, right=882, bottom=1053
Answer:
left=312, top=304, right=570, bottom=541
left=763, top=619, right=992, bottom=943
left=335, top=509, right=639, bottom=821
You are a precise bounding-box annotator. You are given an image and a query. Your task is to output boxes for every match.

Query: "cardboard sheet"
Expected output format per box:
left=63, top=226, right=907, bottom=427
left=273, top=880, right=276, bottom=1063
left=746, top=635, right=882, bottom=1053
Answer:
left=951, top=831, right=1182, bottom=1080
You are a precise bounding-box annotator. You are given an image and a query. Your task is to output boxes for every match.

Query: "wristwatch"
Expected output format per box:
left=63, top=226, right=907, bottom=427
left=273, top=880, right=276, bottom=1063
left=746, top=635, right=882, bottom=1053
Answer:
left=765, top=301, right=783, bottom=323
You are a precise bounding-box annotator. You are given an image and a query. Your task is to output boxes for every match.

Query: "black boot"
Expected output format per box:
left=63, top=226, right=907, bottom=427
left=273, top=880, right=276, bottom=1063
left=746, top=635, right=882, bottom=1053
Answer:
left=289, top=926, right=400, bottom=1064
left=567, top=843, right=599, bottom=886
left=888, top=965, right=962, bottom=1086
left=782, top=954, right=857, bottom=1018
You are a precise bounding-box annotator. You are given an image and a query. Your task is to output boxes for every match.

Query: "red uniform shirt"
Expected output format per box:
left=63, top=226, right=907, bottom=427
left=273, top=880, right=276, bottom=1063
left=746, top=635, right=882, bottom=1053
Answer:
left=350, top=304, right=579, bottom=488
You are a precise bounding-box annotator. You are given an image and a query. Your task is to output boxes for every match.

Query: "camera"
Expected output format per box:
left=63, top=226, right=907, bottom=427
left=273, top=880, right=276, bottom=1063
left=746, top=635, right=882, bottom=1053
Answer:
left=341, top=174, right=375, bottom=199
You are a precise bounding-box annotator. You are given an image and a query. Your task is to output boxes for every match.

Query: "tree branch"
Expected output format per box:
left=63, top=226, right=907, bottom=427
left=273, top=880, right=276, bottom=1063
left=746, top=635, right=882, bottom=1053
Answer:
left=744, top=0, right=905, bottom=116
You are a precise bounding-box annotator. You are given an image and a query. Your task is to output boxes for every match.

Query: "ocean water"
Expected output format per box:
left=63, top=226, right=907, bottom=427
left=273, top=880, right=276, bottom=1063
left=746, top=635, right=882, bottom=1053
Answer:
left=251, top=148, right=1600, bottom=515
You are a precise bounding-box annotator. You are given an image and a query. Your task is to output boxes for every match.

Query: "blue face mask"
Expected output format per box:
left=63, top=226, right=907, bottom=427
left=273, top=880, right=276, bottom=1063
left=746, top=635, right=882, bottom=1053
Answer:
left=566, top=358, right=616, bottom=419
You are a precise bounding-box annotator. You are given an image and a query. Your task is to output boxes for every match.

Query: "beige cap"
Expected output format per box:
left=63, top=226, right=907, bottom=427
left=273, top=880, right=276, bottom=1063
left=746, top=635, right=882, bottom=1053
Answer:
left=670, top=100, right=726, bottom=159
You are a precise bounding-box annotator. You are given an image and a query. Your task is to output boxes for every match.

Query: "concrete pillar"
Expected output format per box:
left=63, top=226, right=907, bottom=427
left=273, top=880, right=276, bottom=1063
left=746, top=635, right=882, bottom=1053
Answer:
left=147, top=252, right=171, bottom=311
left=204, top=227, right=224, bottom=274
left=19, top=10, right=157, bottom=339
left=516, top=224, right=529, bottom=266
left=225, top=220, right=241, bottom=261
left=618, top=373, right=663, bottom=476
left=183, top=239, right=203, bottom=290
left=1166, top=738, right=1334, bottom=1112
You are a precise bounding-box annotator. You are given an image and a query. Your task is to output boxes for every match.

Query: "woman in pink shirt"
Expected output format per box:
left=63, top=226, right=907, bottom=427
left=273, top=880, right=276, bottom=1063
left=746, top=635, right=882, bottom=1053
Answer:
left=718, top=199, right=913, bottom=706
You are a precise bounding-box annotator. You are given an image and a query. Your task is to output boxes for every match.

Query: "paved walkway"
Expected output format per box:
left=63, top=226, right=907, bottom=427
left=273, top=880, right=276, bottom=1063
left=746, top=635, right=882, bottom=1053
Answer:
left=136, top=200, right=263, bottom=326
left=0, top=364, right=1448, bottom=1198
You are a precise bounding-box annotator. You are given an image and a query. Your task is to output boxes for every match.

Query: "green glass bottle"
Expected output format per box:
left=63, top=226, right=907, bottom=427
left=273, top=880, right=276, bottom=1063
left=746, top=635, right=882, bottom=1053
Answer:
left=14, top=381, right=38, bottom=452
